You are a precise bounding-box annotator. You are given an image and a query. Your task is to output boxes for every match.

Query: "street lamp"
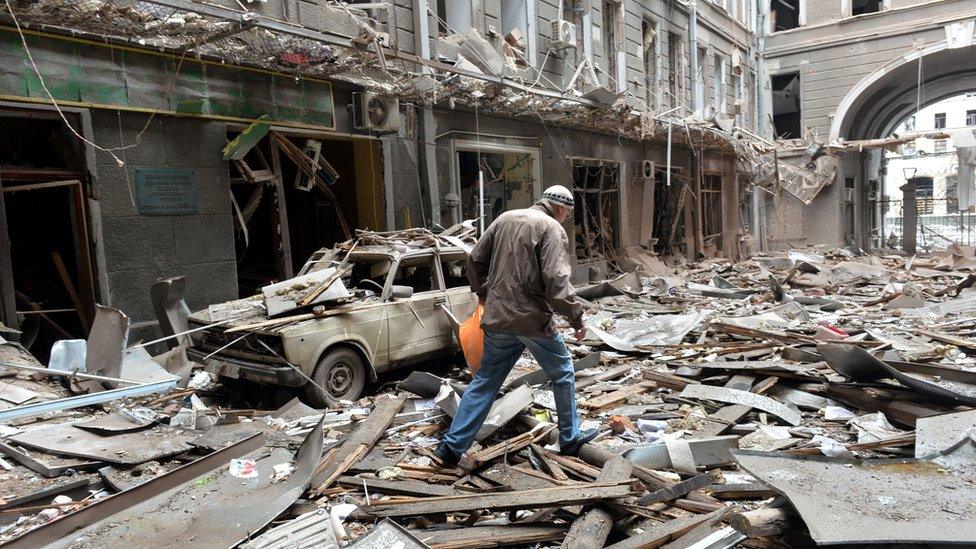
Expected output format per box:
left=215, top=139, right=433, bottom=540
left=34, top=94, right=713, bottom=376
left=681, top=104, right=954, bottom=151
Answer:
left=903, top=167, right=917, bottom=180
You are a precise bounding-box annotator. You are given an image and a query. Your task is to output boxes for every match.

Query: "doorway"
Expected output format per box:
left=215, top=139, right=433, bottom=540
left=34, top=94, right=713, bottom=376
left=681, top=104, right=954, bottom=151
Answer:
left=570, top=159, right=620, bottom=261
left=0, top=110, right=97, bottom=360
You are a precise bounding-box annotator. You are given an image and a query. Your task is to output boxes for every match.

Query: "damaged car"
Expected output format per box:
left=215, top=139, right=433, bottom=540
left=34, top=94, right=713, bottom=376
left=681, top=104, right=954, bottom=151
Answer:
left=187, top=231, right=478, bottom=406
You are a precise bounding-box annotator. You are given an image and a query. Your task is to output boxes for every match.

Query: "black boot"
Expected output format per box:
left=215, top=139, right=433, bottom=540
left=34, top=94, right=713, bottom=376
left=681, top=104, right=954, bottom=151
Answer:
left=559, top=428, right=599, bottom=456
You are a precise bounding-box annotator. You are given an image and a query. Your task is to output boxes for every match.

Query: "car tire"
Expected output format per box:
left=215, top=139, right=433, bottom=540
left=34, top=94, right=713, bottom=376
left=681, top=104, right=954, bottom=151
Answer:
left=304, top=347, right=367, bottom=407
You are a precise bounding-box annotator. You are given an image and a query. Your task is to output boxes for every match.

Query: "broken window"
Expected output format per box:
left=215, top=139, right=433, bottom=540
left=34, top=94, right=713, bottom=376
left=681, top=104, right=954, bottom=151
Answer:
left=713, top=55, right=727, bottom=115
left=934, top=112, right=946, bottom=129
left=392, top=255, right=436, bottom=293
left=437, top=0, right=473, bottom=35
left=771, top=72, right=801, bottom=139
left=852, top=0, right=882, bottom=16
left=967, top=110, right=976, bottom=127
left=734, top=72, right=745, bottom=125
left=501, top=0, right=532, bottom=61
left=770, top=0, right=800, bottom=31
left=455, top=145, right=538, bottom=227
left=903, top=115, right=916, bottom=132
left=667, top=33, right=682, bottom=109
left=935, top=139, right=947, bottom=153
left=439, top=254, right=469, bottom=289
left=701, top=174, right=723, bottom=252
left=571, top=160, right=620, bottom=261
left=642, top=19, right=658, bottom=110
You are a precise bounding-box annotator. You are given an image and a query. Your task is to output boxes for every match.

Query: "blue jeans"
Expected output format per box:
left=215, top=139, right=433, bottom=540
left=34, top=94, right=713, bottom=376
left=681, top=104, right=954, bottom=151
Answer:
left=440, top=329, right=581, bottom=456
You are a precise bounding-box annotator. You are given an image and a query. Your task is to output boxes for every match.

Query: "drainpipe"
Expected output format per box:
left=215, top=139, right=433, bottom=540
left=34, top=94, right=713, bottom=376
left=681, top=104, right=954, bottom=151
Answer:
left=752, top=0, right=767, bottom=252
left=689, top=1, right=699, bottom=115
left=412, top=0, right=441, bottom=228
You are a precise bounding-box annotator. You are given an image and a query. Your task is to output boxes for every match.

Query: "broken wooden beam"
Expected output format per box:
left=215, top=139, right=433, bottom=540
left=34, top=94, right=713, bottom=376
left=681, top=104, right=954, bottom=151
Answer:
left=309, top=395, right=405, bottom=496
left=561, top=457, right=633, bottom=549
left=730, top=507, right=796, bottom=538
left=412, top=524, right=568, bottom=548
left=637, top=471, right=719, bottom=506
left=336, top=476, right=458, bottom=497
left=604, top=508, right=726, bottom=549
left=364, top=481, right=634, bottom=517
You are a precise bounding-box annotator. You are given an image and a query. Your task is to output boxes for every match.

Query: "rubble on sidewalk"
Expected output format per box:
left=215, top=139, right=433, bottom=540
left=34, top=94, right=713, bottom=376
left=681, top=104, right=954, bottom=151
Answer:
left=1, top=246, right=976, bottom=547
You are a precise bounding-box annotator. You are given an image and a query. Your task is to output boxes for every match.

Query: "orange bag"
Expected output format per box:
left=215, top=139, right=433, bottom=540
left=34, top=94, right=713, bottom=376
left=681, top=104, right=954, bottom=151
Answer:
left=459, top=305, right=484, bottom=376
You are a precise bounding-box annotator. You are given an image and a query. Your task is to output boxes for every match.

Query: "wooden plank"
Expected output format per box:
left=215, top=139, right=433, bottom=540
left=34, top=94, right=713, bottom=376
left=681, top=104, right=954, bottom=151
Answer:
left=637, top=471, right=719, bottom=505
left=365, top=481, right=633, bottom=517
left=561, top=457, right=633, bottom=549
left=576, top=363, right=634, bottom=390
left=692, top=404, right=752, bottom=438
left=604, top=509, right=724, bottom=549
left=706, top=482, right=777, bottom=500
left=413, top=525, right=567, bottom=548
left=309, top=396, right=405, bottom=496
left=582, top=381, right=656, bottom=412
left=0, top=182, right=18, bottom=332
left=336, top=476, right=458, bottom=497
left=51, top=251, right=89, bottom=331
left=268, top=143, right=294, bottom=280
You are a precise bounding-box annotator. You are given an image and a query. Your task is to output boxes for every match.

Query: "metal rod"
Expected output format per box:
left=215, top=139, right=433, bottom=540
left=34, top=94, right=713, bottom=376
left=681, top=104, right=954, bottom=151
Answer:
left=0, top=361, right=142, bottom=386
left=0, top=379, right=176, bottom=422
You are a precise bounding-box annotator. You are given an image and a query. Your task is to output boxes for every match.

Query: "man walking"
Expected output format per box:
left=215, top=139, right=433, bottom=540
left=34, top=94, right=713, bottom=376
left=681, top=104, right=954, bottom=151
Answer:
left=436, top=185, right=597, bottom=467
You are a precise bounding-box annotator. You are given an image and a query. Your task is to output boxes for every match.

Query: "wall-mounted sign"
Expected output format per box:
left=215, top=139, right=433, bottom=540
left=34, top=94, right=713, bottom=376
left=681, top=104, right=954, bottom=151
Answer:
left=136, top=168, right=199, bottom=215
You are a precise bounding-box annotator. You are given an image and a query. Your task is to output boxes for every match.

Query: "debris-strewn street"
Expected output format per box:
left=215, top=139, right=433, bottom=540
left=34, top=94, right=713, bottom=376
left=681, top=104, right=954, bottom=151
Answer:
left=3, top=242, right=976, bottom=547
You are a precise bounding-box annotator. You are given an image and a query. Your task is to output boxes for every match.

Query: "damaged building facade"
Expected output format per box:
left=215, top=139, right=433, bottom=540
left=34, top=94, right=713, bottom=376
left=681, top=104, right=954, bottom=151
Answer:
left=762, top=0, right=976, bottom=251
left=0, top=0, right=763, bottom=349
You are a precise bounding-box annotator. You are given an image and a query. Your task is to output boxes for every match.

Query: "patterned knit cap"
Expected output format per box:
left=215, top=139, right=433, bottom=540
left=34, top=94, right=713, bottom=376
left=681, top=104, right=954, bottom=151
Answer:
left=541, top=185, right=574, bottom=209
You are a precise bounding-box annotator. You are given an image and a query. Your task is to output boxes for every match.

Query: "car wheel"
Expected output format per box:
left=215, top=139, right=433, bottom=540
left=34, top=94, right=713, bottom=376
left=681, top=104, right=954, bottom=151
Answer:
left=304, top=347, right=367, bottom=407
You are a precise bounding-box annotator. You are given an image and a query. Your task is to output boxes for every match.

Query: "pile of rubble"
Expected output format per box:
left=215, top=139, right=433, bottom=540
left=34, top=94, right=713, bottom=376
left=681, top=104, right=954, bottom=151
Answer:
left=1, top=244, right=976, bottom=547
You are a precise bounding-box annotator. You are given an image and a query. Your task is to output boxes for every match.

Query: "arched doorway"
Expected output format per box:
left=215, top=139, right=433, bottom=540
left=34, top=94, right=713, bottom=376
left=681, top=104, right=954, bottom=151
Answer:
left=827, top=42, right=976, bottom=250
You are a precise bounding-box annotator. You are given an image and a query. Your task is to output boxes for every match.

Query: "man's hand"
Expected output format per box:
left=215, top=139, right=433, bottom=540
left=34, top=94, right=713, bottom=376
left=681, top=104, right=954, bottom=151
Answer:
left=574, top=326, right=587, bottom=341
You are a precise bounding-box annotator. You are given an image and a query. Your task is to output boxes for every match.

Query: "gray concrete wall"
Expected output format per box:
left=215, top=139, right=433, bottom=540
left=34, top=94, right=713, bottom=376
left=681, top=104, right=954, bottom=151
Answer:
left=89, top=112, right=238, bottom=339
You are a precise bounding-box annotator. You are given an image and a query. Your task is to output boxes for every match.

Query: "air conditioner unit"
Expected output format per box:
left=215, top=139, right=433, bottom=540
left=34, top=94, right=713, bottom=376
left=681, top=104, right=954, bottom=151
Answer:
left=294, top=139, right=340, bottom=191
left=640, top=159, right=654, bottom=179
left=353, top=92, right=401, bottom=132
left=550, top=20, right=577, bottom=50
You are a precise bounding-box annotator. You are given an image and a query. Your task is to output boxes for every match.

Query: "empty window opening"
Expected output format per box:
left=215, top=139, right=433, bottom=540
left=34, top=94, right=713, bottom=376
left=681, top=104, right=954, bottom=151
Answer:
left=602, top=0, right=623, bottom=91
left=852, top=0, right=882, bottom=16
left=666, top=33, right=682, bottom=109
left=455, top=147, right=537, bottom=228
left=392, top=255, right=435, bottom=293
left=934, top=140, right=947, bottom=154
left=772, top=72, right=801, bottom=139
left=0, top=112, right=96, bottom=361
left=770, top=0, right=800, bottom=31
left=439, top=255, right=469, bottom=289
left=642, top=19, right=658, bottom=110
left=934, top=112, right=946, bottom=129
left=967, top=110, right=976, bottom=127
left=571, top=160, right=620, bottom=261
left=437, top=0, right=472, bottom=35
left=701, top=173, right=723, bottom=252
left=694, top=47, right=707, bottom=114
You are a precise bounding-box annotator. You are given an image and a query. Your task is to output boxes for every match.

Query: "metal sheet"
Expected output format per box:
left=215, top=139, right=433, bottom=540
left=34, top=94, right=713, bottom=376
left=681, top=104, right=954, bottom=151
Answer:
left=3, top=433, right=264, bottom=548
left=262, top=268, right=350, bottom=317
left=0, top=440, right=102, bottom=478
left=916, top=409, right=976, bottom=457
left=820, top=343, right=976, bottom=406
left=85, top=305, right=129, bottom=382
left=240, top=508, right=338, bottom=549
left=732, top=443, right=976, bottom=545
left=679, top=384, right=802, bottom=426
left=7, top=422, right=194, bottom=465
left=622, top=435, right=739, bottom=470
left=75, top=412, right=153, bottom=434
left=348, top=518, right=429, bottom=549
left=0, top=383, right=38, bottom=405
left=41, top=418, right=323, bottom=548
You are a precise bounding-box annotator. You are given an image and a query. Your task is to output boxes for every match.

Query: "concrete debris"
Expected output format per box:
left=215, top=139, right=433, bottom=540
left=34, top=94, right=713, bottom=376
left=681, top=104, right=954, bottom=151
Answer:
left=2, top=243, right=976, bottom=546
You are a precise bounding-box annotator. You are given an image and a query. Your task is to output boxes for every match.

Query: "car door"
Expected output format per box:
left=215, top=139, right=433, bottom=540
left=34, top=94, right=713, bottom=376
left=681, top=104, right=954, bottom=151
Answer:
left=438, top=251, right=478, bottom=336
left=383, top=253, right=450, bottom=363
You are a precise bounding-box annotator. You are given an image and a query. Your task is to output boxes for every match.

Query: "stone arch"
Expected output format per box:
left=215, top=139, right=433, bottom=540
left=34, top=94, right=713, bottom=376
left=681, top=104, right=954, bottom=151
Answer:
left=830, top=41, right=976, bottom=141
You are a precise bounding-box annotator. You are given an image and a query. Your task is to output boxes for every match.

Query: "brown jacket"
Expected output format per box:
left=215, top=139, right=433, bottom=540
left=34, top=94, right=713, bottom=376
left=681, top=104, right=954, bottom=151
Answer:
left=467, top=203, right=584, bottom=337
